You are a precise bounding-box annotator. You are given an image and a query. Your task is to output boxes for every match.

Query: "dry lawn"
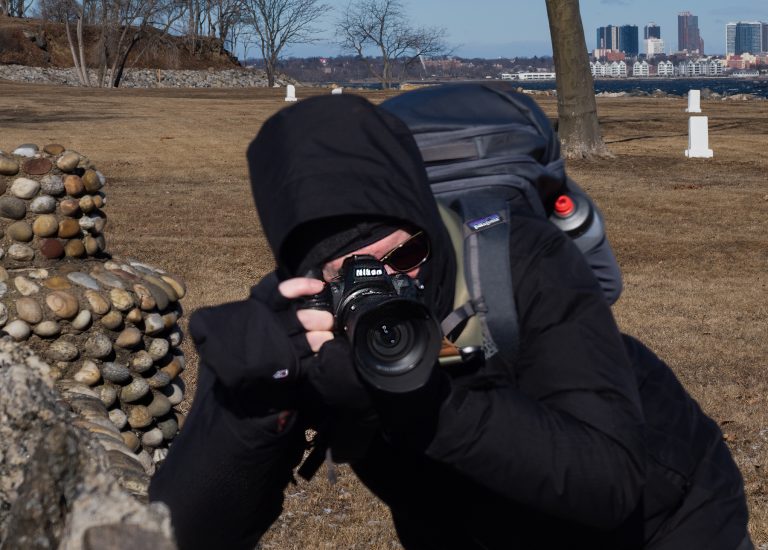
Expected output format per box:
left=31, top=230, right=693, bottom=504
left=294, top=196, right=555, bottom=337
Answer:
left=0, top=81, right=765, bottom=548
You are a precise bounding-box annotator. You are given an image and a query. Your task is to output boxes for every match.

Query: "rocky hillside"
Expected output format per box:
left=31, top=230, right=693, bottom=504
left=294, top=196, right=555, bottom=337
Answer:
left=0, top=16, right=239, bottom=70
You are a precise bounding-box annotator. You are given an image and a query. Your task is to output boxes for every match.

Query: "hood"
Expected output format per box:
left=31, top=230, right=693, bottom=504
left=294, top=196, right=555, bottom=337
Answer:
left=248, top=94, right=456, bottom=318
left=380, top=82, right=567, bottom=212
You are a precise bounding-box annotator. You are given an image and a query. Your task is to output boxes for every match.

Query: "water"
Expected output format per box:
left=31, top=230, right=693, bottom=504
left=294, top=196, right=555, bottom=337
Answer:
left=334, top=77, right=768, bottom=98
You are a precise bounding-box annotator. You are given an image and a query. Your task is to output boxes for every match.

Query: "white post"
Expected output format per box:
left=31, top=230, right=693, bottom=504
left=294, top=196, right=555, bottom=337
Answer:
left=331, top=87, right=343, bottom=95
left=285, top=84, right=297, bottom=102
left=685, top=89, right=701, bottom=113
left=685, top=116, right=713, bottom=158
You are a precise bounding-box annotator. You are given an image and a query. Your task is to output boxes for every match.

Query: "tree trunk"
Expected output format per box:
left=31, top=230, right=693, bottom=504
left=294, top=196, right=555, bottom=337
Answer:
left=65, top=19, right=88, bottom=86
left=545, top=0, right=609, bottom=158
left=76, top=15, right=91, bottom=86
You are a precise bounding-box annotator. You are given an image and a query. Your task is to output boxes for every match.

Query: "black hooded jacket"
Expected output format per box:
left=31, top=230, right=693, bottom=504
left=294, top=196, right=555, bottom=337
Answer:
left=149, top=94, right=749, bottom=550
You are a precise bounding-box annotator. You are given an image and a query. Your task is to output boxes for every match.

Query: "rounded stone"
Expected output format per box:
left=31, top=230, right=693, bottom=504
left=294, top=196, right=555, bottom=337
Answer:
left=101, top=362, right=131, bottom=384
left=0, top=155, right=20, bottom=176
left=142, top=281, right=169, bottom=312
left=57, top=151, right=80, bottom=172
left=132, top=284, right=156, bottom=311
left=43, top=143, right=65, bottom=155
left=84, top=332, right=113, bottom=359
left=11, top=177, right=41, bottom=199
left=84, top=290, right=110, bottom=315
left=79, top=195, right=95, bottom=214
left=121, top=431, right=141, bottom=453
left=65, top=240, right=86, bottom=258
left=161, top=275, right=186, bottom=300
left=143, top=313, right=164, bottom=335
left=0, top=303, right=8, bottom=327
left=126, top=405, right=153, bottom=429
left=8, top=244, right=34, bottom=261
left=130, top=351, right=154, bottom=373
left=97, top=383, right=117, bottom=407
left=48, top=339, right=79, bottom=361
left=162, top=311, right=178, bottom=330
left=33, top=320, right=61, bottom=338
left=64, top=174, right=85, bottom=197
left=110, top=288, right=134, bottom=311
left=40, top=239, right=64, bottom=259
left=161, top=382, right=185, bottom=406
left=108, top=408, right=128, bottom=430
left=169, top=328, right=183, bottom=347
left=144, top=275, right=178, bottom=303
left=71, top=309, right=92, bottom=330
left=22, top=157, right=53, bottom=175
left=40, top=174, right=65, bottom=196
left=84, top=235, right=101, bottom=256
left=120, top=377, right=150, bottom=403
left=78, top=215, right=95, bottom=231
left=14, top=276, right=40, bottom=296
left=32, top=215, right=59, bottom=237
left=0, top=267, right=8, bottom=283
left=4, top=319, right=31, bottom=340
left=92, top=194, right=104, bottom=208
left=15, top=297, right=43, bottom=324
left=7, top=221, right=33, bottom=242
left=159, top=357, right=183, bottom=380
left=59, top=199, right=81, bottom=217
left=82, top=169, right=103, bottom=192
left=13, top=144, right=38, bottom=157
left=100, top=310, right=124, bottom=330
left=43, top=276, right=72, bottom=290
left=147, top=369, right=171, bottom=389
left=74, top=360, right=102, bottom=385
left=147, top=392, right=172, bottom=418
left=29, top=195, right=57, bottom=214
left=0, top=196, right=27, bottom=220
left=147, top=338, right=169, bottom=361
left=115, top=327, right=143, bottom=349
left=157, top=416, right=179, bottom=440
left=91, top=270, right=124, bottom=289
left=46, top=291, right=79, bottom=319
left=125, top=308, right=142, bottom=324
left=141, top=428, right=164, bottom=447
left=58, top=218, right=81, bottom=239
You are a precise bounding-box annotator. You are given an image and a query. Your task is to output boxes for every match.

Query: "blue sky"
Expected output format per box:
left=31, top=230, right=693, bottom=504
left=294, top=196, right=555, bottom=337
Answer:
left=280, top=0, right=768, bottom=58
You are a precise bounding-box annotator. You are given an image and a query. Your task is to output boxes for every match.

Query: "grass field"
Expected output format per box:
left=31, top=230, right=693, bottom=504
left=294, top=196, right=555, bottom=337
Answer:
left=1, top=81, right=766, bottom=548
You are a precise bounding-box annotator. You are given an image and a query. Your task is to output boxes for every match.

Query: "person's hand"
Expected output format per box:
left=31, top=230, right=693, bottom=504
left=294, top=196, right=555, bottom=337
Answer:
left=277, top=277, right=334, bottom=352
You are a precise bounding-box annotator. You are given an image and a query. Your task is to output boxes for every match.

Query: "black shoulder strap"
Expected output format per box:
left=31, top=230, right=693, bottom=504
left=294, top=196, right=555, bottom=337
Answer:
left=452, top=194, right=520, bottom=368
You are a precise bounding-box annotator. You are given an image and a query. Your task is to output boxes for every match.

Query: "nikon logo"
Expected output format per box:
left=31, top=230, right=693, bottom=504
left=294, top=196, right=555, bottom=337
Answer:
left=355, top=267, right=384, bottom=277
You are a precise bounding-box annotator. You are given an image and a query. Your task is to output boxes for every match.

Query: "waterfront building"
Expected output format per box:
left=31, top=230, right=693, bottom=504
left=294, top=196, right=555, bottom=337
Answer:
left=590, top=61, right=606, bottom=77
left=678, top=11, right=703, bottom=53
left=632, top=61, right=650, bottom=77
left=597, top=25, right=638, bottom=56
left=516, top=72, right=556, bottom=81
left=644, top=23, right=661, bottom=39
left=645, top=38, right=665, bottom=58
left=608, top=61, right=628, bottom=78
left=656, top=60, right=675, bottom=76
left=726, top=22, right=764, bottom=55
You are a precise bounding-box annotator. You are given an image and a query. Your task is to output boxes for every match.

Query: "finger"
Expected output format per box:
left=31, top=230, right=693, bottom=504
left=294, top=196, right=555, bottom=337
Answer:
left=306, top=331, right=334, bottom=353
left=278, top=277, right=326, bottom=299
left=296, top=309, right=334, bottom=332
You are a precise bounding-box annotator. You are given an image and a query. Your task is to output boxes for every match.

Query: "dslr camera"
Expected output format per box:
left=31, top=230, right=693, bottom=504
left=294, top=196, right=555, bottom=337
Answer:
left=302, top=255, right=441, bottom=393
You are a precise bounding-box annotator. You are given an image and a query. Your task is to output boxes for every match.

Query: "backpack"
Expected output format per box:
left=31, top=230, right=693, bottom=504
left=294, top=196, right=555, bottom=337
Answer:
left=380, top=83, right=622, bottom=368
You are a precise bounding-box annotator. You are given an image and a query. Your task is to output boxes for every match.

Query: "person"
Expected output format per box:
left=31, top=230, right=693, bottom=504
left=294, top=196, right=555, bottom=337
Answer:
left=149, top=93, right=751, bottom=550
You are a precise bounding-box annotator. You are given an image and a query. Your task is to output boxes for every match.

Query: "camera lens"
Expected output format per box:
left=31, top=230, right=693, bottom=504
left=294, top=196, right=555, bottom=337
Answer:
left=367, top=319, right=413, bottom=361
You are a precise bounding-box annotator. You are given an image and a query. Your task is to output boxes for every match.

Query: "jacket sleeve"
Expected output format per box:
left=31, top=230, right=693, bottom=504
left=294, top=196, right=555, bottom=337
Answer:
left=420, top=215, right=646, bottom=529
left=149, top=282, right=307, bottom=550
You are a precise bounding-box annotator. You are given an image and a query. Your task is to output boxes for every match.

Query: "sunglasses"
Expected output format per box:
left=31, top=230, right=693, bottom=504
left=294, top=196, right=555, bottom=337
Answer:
left=378, top=230, right=430, bottom=273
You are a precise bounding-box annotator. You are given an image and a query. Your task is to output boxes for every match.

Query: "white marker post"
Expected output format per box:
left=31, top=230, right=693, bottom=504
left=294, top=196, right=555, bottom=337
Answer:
left=331, top=87, right=343, bottom=95
left=685, top=116, right=713, bottom=158
left=285, top=84, right=297, bottom=102
left=686, top=89, right=701, bottom=113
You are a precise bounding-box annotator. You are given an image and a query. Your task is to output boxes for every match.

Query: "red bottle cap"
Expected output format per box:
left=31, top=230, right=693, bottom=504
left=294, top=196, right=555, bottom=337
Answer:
left=554, top=195, right=575, bottom=217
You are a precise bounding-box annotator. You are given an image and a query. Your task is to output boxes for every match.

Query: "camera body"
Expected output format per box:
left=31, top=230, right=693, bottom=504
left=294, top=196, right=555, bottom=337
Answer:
left=304, top=255, right=441, bottom=393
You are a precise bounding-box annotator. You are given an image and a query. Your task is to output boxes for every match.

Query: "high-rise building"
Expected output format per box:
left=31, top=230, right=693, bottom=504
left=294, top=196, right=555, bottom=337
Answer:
left=644, top=23, right=661, bottom=39
left=645, top=38, right=665, bottom=58
left=597, top=25, right=619, bottom=51
left=678, top=11, right=703, bottom=53
left=726, top=22, right=764, bottom=55
left=764, top=23, right=768, bottom=52
left=619, top=25, right=639, bottom=56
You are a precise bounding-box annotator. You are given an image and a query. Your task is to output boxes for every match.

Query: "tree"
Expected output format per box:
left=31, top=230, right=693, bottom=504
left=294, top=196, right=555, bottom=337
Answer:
left=242, top=0, right=328, bottom=87
left=545, top=0, right=609, bottom=158
left=337, top=0, right=446, bottom=89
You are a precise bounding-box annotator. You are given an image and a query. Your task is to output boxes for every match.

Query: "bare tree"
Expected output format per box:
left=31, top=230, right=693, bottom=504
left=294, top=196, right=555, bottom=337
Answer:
left=545, top=0, right=608, bottom=158
left=242, top=0, right=328, bottom=87
left=336, top=0, right=446, bottom=89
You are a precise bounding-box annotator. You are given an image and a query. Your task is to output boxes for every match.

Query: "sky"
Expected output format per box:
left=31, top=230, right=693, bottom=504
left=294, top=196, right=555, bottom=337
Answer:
left=279, top=0, right=768, bottom=58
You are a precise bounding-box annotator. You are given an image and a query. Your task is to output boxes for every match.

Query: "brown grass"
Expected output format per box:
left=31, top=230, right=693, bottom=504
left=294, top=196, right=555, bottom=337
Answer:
left=0, top=81, right=765, bottom=547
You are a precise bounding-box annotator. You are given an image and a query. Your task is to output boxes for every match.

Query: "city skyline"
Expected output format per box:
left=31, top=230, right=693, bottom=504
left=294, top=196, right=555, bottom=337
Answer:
left=277, top=1, right=768, bottom=59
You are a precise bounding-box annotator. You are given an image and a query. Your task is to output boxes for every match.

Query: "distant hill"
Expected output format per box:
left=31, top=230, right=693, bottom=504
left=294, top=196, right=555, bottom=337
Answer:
left=0, top=16, right=240, bottom=70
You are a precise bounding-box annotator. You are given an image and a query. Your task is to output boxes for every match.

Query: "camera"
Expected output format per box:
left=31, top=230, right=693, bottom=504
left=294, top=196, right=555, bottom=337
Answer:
left=302, top=255, right=441, bottom=393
